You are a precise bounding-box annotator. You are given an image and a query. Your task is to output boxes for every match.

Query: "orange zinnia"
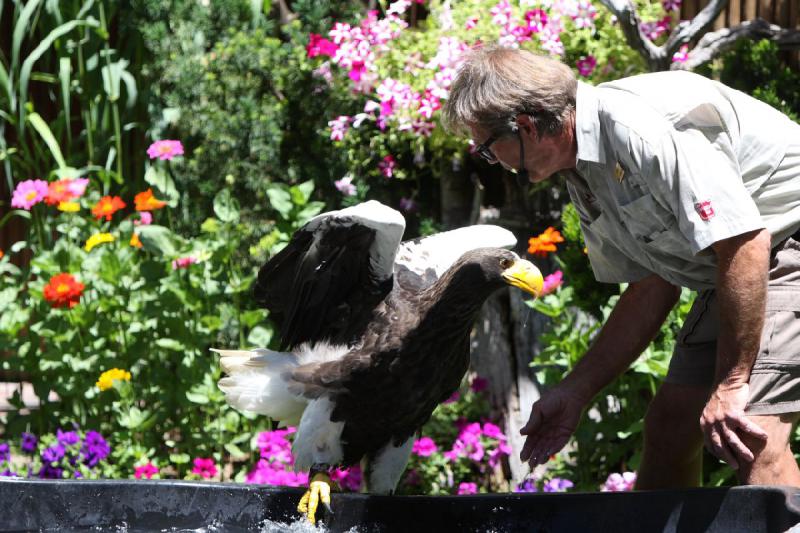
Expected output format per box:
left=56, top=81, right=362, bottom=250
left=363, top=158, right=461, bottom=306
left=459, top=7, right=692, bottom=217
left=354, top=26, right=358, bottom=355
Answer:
left=130, top=233, right=143, bottom=248
left=134, top=189, right=166, bottom=211
left=45, top=180, right=72, bottom=205
left=91, top=196, right=126, bottom=221
left=528, top=226, right=565, bottom=257
left=43, top=273, right=85, bottom=309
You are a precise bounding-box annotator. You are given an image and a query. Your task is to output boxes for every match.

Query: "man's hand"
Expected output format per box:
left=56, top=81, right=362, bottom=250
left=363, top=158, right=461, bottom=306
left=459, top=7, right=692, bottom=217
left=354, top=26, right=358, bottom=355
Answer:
left=520, top=386, right=585, bottom=467
left=700, top=382, right=768, bottom=469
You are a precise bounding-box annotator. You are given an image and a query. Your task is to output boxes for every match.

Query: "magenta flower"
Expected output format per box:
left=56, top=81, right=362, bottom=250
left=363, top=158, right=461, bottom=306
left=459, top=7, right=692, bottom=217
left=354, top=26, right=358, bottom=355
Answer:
left=330, top=465, right=362, bottom=492
left=457, top=482, right=478, bottom=495
left=663, top=0, right=681, bottom=11
left=66, top=178, right=90, bottom=198
left=134, top=462, right=159, bottom=479
left=481, top=423, right=504, bottom=440
left=443, top=390, right=460, bottom=404
left=541, top=271, right=564, bottom=295
left=378, top=155, right=396, bottom=178
left=306, top=33, right=338, bottom=58
left=171, top=256, right=198, bottom=270
left=470, top=376, right=489, bottom=393
left=412, top=437, right=438, bottom=457
left=601, top=471, right=637, bottom=491
left=576, top=56, right=597, bottom=78
left=11, top=179, right=48, bottom=210
left=147, top=140, right=184, bottom=161
left=328, top=116, right=350, bottom=142
left=525, top=9, right=548, bottom=33
left=570, top=0, right=597, bottom=29
left=191, top=457, right=218, bottom=479
left=465, top=16, right=479, bottom=30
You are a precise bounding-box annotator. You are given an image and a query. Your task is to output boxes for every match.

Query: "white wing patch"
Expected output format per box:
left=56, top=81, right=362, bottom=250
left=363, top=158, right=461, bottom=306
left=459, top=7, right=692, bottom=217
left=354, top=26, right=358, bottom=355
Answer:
left=364, top=437, right=415, bottom=494
left=304, top=200, right=406, bottom=281
left=395, top=224, right=517, bottom=278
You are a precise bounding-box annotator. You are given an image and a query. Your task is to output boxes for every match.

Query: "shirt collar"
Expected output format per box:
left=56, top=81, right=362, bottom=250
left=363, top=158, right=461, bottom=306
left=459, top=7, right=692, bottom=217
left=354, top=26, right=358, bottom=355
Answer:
left=575, top=81, right=606, bottom=165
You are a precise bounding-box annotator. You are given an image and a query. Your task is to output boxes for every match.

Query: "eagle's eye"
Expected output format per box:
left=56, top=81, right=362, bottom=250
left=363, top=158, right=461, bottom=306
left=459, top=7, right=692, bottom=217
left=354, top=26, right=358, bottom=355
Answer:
left=500, top=258, right=514, bottom=269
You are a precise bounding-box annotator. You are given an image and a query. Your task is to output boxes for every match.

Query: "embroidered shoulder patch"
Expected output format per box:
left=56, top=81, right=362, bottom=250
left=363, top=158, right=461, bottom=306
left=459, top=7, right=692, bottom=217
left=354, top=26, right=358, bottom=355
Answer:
left=694, top=200, right=715, bottom=221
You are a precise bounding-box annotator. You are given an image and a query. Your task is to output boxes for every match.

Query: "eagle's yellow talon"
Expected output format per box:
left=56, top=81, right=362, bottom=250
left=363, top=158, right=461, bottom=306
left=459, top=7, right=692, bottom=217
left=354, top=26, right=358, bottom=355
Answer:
left=299, top=472, right=334, bottom=525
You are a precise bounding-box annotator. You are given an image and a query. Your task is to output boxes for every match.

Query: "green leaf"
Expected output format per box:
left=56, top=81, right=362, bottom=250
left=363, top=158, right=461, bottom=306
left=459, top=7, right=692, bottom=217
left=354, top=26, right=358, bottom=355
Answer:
left=28, top=112, right=66, bottom=168
left=144, top=166, right=179, bottom=207
left=137, top=225, right=183, bottom=257
left=224, top=442, right=247, bottom=458
left=186, top=391, right=210, bottom=404
left=247, top=325, right=273, bottom=347
left=290, top=180, right=314, bottom=206
left=155, top=338, right=185, bottom=351
left=213, top=189, right=240, bottom=223
left=266, top=185, right=292, bottom=218
left=169, top=453, right=190, bottom=465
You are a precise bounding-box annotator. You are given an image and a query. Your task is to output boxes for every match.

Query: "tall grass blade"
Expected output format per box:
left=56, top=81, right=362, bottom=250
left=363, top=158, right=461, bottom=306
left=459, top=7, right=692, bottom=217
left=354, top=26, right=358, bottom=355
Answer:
left=28, top=111, right=66, bottom=169
left=12, top=0, right=43, bottom=74
left=59, top=57, right=71, bottom=143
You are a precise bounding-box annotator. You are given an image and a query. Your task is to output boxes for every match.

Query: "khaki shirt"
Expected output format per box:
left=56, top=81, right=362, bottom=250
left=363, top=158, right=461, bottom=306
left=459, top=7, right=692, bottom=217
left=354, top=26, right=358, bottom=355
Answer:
left=569, top=72, right=800, bottom=290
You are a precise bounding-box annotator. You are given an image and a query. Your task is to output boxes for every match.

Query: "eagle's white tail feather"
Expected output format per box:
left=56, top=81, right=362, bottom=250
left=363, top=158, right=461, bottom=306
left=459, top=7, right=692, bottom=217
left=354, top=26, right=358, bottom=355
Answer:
left=213, top=348, right=307, bottom=425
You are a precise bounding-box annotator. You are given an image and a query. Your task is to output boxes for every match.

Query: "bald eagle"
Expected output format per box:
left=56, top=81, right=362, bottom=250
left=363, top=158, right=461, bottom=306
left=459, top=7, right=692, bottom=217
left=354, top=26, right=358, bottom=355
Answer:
left=215, top=200, right=542, bottom=524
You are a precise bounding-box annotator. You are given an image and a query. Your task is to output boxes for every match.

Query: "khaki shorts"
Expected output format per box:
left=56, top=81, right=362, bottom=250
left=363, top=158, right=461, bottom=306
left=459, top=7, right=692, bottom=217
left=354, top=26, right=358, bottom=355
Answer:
left=666, top=231, right=800, bottom=415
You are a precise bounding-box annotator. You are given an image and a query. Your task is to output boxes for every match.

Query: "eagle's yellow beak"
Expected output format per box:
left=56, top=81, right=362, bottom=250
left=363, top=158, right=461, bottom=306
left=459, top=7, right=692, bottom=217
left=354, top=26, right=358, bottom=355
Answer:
left=502, top=259, right=544, bottom=297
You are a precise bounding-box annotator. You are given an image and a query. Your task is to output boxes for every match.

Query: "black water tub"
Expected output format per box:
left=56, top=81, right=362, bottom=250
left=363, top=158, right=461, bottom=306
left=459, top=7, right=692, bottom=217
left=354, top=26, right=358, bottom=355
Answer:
left=2, top=478, right=799, bottom=532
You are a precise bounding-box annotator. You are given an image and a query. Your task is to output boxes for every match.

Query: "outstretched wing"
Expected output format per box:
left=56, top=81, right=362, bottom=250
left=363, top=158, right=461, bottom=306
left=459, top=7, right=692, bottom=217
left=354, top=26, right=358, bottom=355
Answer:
left=393, top=225, right=517, bottom=291
left=253, top=200, right=406, bottom=349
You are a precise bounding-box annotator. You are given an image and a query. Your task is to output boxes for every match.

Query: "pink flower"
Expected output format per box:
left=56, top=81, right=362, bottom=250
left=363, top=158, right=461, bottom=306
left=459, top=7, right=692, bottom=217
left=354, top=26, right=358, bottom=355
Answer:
left=465, top=16, right=479, bottom=30
left=11, top=179, right=49, bottom=210
left=334, top=175, right=357, bottom=196
left=488, top=442, right=512, bottom=468
left=134, top=211, right=153, bottom=226
left=443, top=391, right=460, bottom=404
left=192, top=457, right=218, bottom=479
left=66, top=178, right=90, bottom=198
left=328, top=116, right=350, bottom=142
left=543, top=477, right=574, bottom=492
left=570, top=0, right=597, bottom=29
left=171, top=256, right=198, bottom=270
left=399, top=197, right=417, bottom=212
left=490, top=0, right=512, bottom=26
left=412, top=437, right=438, bottom=457
left=330, top=465, right=362, bottom=491
left=672, top=44, right=690, bottom=63
left=378, top=155, right=396, bottom=178
left=147, top=140, right=184, bottom=161
left=539, top=27, right=564, bottom=56
left=663, top=0, right=681, bottom=11
left=134, top=462, right=159, bottom=479
left=482, top=423, right=504, bottom=440
left=601, top=471, right=637, bottom=491
left=457, top=482, right=478, bottom=495
left=541, top=270, right=564, bottom=295
left=576, top=56, right=597, bottom=77
left=525, top=9, right=548, bottom=33
left=307, top=33, right=338, bottom=58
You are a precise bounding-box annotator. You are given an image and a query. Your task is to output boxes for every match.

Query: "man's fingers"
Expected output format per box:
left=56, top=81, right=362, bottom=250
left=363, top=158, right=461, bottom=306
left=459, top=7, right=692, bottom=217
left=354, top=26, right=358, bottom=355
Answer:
left=707, top=427, right=739, bottom=470
left=520, top=407, right=543, bottom=436
left=722, top=426, right=755, bottom=463
left=732, top=415, right=769, bottom=441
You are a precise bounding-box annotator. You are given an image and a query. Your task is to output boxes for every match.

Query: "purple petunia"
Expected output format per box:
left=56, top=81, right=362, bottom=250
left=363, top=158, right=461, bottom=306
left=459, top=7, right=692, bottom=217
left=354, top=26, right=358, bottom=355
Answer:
left=57, top=429, right=80, bottom=446
left=515, top=478, right=539, bottom=493
left=41, top=444, right=65, bottom=463
left=21, top=432, right=38, bottom=453
left=543, top=477, right=574, bottom=493
left=0, top=442, right=9, bottom=462
left=38, top=464, right=63, bottom=479
left=81, top=431, right=110, bottom=467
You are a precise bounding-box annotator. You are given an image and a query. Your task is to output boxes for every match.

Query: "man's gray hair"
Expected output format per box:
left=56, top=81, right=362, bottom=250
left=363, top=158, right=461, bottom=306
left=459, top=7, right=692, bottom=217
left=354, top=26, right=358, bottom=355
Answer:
left=442, top=46, right=577, bottom=139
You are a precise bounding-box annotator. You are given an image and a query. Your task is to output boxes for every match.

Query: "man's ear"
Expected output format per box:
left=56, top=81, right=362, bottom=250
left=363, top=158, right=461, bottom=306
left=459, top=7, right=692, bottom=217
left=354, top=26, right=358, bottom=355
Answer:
left=516, top=114, right=536, bottom=138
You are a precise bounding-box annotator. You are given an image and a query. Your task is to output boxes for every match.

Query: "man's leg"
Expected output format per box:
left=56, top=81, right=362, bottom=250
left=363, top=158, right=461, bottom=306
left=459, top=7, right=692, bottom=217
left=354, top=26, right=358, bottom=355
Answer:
left=736, top=413, right=800, bottom=486
left=636, top=382, right=709, bottom=489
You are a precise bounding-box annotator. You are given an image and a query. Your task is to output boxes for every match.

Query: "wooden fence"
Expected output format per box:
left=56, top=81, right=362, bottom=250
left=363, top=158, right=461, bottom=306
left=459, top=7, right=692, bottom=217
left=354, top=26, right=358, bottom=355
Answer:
left=684, top=0, right=800, bottom=30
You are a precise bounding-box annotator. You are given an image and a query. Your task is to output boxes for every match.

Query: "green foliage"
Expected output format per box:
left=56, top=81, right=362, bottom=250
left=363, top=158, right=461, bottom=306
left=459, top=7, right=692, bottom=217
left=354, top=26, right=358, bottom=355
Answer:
left=717, top=39, right=800, bottom=123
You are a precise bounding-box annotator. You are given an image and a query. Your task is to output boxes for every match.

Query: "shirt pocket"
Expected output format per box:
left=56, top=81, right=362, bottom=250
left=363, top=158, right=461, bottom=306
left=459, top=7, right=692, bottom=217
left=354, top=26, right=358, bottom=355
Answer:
left=618, top=193, right=675, bottom=243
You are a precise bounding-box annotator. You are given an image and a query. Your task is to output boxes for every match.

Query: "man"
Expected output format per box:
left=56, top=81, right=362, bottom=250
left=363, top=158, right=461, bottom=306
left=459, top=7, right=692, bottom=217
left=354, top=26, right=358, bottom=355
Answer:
left=442, top=46, right=800, bottom=488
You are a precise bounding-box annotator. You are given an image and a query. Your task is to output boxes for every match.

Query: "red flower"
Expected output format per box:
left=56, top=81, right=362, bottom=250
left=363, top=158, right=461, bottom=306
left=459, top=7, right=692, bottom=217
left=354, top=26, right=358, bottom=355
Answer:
left=43, top=273, right=85, bottom=308
left=134, top=189, right=166, bottom=211
left=91, top=196, right=126, bottom=221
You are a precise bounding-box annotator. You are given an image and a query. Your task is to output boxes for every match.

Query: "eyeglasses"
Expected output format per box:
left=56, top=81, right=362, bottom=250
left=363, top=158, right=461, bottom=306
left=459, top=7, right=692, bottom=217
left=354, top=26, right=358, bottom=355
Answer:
left=474, top=133, right=499, bottom=163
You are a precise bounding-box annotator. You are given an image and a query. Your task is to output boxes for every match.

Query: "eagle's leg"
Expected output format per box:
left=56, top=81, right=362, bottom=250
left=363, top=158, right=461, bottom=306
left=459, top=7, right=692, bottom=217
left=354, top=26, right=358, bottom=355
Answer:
left=298, top=463, right=336, bottom=525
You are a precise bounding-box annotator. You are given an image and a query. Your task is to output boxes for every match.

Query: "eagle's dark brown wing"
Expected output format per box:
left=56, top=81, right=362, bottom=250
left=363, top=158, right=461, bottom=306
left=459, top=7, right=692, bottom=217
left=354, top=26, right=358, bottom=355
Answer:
left=253, top=201, right=405, bottom=349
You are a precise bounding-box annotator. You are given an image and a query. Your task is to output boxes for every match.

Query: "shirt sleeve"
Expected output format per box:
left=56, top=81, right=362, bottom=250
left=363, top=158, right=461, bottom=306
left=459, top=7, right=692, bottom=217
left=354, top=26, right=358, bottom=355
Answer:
left=612, top=113, right=765, bottom=255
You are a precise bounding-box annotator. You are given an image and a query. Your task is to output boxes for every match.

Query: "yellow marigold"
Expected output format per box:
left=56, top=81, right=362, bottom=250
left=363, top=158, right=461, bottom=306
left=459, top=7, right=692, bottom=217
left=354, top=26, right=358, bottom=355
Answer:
left=58, top=201, right=80, bottom=212
left=528, top=226, right=565, bottom=257
left=96, top=368, right=131, bottom=391
left=84, top=232, right=115, bottom=252
left=130, top=233, right=143, bottom=248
